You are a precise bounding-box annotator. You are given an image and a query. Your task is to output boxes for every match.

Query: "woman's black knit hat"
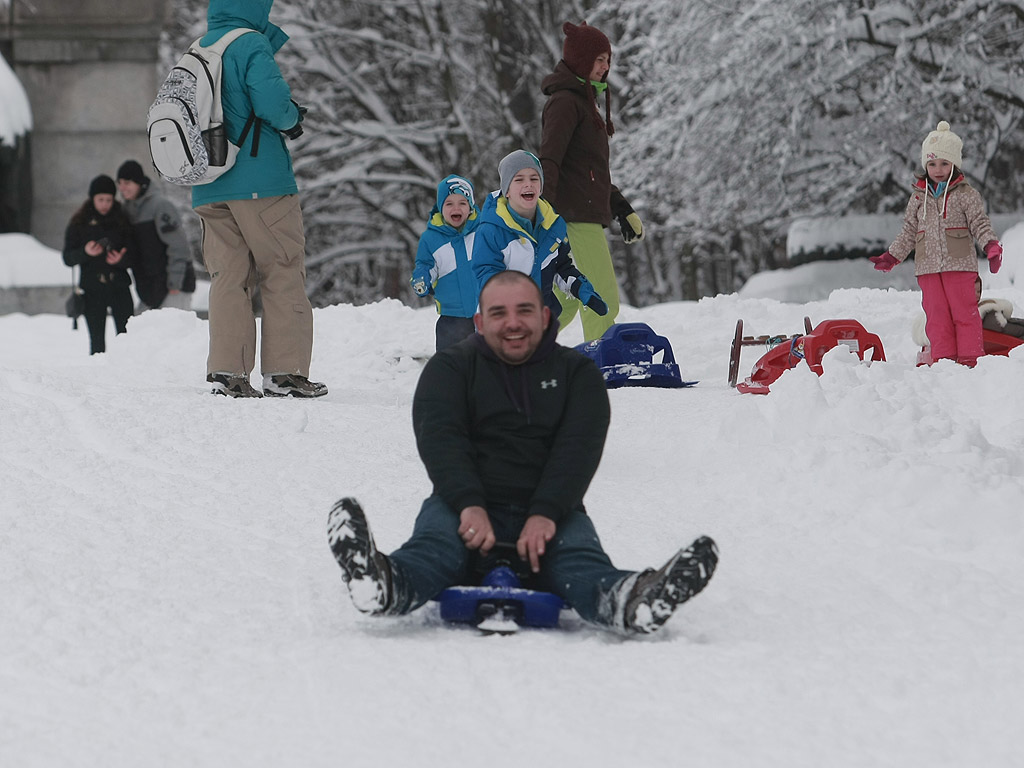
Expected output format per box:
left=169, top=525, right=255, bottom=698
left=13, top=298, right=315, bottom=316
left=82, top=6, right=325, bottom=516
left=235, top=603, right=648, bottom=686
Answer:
left=88, top=174, right=116, bottom=197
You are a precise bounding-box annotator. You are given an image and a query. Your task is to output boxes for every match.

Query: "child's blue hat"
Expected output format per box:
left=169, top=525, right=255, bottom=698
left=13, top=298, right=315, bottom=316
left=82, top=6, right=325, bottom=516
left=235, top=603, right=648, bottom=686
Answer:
left=437, top=175, right=475, bottom=212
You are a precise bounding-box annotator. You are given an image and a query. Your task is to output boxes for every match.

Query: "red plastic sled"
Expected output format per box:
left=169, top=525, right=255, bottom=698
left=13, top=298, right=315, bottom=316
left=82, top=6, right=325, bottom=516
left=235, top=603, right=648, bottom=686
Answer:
left=916, top=329, right=1024, bottom=366
left=733, top=318, right=886, bottom=395
left=727, top=316, right=813, bottom=388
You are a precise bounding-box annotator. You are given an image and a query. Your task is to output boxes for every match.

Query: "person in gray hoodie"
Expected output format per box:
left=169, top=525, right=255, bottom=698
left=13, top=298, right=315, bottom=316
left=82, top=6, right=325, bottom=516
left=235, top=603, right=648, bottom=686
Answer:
left=117, top=160, right=194, bottom=313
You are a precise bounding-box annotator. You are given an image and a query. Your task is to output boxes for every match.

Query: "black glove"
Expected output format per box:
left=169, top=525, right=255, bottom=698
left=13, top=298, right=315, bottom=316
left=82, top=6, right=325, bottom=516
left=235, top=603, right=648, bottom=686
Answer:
left=283, top=101, right=306, bottom=140
left=617, top=211, right=644, bottom=244
left=570, top=276, right=609, bottom=316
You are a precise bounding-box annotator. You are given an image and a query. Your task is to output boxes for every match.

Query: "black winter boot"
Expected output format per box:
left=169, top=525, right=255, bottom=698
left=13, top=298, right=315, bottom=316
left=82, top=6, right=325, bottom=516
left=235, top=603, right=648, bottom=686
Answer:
left=327, top=497, right=395, bottom=615
left=208, top=372, right=263, bottom=398
left=611, top=536, right=718, bottom=634
left=263, top=373, right=328, bottom=398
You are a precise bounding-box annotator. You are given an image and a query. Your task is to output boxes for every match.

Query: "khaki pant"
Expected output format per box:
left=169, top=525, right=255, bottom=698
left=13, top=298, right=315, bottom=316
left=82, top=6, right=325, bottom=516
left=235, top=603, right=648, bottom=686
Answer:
left=196, top=195, right=313, bottom=377
left=554, top=221, right=621, bottom=341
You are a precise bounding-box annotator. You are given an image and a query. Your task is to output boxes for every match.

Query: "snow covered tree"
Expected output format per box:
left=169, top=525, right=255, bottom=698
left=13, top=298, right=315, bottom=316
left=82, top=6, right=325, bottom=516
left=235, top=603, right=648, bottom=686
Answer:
left=602, top=0, right=1024, bottom=299
left=165, top=0, right=1024, bottom=305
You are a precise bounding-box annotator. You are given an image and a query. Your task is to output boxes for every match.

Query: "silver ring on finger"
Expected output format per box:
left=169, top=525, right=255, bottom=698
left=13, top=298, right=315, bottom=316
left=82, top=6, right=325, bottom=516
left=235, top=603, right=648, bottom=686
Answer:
left=467, top=528, right=476, bottom=535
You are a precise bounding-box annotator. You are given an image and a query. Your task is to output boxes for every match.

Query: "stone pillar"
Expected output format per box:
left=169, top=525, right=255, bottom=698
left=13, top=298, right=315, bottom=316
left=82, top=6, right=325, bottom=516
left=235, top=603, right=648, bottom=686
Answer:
left=1, top=0, right=168, bottom=248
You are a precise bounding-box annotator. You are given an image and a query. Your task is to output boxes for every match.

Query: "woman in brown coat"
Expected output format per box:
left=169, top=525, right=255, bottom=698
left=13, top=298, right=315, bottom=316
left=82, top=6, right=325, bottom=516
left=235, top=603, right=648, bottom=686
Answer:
left=539, top=21, right=643, bottom=342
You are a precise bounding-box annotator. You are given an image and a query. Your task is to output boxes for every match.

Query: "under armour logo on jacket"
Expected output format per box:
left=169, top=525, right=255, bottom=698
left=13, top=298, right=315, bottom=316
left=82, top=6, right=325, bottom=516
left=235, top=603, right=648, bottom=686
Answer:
left=540, top=379, right=558, bottom=389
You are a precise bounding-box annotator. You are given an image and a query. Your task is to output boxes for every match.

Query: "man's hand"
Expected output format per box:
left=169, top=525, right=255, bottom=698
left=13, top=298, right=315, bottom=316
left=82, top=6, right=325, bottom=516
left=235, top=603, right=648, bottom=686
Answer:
left=459, top=506, right=495, bottom=554
left=516, top=515, right=556, bottom=573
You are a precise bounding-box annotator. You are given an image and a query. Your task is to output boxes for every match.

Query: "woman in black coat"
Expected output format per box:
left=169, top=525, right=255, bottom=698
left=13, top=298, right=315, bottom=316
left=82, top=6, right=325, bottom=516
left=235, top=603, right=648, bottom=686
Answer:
left=62, top=175, right=135, bottom=354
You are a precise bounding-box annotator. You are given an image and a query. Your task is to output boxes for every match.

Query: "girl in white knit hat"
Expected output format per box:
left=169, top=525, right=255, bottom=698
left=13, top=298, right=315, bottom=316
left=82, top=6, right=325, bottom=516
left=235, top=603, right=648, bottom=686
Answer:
left=871, top=121, right=1002, bottom=367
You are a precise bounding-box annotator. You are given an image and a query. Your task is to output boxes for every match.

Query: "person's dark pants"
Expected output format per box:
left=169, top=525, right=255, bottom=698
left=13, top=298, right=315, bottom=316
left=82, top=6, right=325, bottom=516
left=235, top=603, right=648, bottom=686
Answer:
left=84, top=287, right=133, bottom=355
left=387, top=495, right=633, bottom=624
left=435, top=316, right=476, bottom=352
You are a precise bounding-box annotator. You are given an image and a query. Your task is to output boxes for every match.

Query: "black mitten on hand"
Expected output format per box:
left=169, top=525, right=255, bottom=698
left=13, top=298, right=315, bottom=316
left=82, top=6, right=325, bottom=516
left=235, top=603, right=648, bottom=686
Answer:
left=283, top=101, right=306, bottom=139
left=617, top=212, right=644, bottom=244
left=570, top=276, right=609, bottom=316
left=584, top=293, right=608, bottom=315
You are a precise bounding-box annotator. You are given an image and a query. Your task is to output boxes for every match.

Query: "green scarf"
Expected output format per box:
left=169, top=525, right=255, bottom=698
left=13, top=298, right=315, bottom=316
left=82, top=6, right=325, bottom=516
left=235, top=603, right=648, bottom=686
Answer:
left=576, top=76, right=608, bottom=95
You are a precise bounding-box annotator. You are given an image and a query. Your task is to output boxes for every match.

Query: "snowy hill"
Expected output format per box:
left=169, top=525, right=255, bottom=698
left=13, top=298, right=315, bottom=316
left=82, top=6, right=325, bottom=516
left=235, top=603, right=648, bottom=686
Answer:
left=2, top=259, right=1023, bottom=766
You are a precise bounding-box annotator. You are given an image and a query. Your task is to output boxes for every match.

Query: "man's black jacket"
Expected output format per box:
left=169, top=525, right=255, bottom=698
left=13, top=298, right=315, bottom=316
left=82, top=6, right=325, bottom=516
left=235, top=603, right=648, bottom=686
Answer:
left=411, top=323, right=610, bottom=524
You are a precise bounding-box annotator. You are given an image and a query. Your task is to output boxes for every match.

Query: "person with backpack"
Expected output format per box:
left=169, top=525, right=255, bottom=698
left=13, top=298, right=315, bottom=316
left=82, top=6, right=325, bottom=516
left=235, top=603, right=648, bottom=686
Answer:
left=116, top=160, right=195, bottom=313
left=61, top=175, right=135, bottom=355
left=189, top=0, right=327, bottom=399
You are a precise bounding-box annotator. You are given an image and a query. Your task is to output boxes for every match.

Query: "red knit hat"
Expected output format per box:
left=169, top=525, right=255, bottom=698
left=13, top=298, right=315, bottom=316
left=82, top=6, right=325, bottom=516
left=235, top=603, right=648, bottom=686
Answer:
left=562, top=21, right=611, bottom=80
left=561, top=21, right=614, bottom=137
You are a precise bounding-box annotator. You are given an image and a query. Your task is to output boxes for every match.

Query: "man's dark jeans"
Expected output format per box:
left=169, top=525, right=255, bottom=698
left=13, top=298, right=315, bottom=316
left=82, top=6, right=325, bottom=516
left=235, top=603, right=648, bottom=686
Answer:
left=388, top=494, right=632, bottom=623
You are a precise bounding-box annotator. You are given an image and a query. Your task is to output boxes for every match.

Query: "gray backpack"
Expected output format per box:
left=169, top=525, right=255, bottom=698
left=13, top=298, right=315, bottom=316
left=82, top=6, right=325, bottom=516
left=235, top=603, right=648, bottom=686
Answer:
left=147, top=29, right=258, bottom=186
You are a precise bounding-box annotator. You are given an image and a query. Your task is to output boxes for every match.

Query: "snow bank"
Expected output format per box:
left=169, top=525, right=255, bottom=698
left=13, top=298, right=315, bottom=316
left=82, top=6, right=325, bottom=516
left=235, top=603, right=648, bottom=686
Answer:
left=0, top=233, right=69, bottom=287
left=0, top=53, right=32, bottom=145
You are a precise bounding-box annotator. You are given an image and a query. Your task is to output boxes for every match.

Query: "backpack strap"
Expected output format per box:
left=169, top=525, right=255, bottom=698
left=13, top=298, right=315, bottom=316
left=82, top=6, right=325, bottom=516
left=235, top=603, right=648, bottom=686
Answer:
left=197, top=27, right=256, bottom=56
left=199, top=28, right=261, bottom=158
left=238, top=111, right=261, bottom=158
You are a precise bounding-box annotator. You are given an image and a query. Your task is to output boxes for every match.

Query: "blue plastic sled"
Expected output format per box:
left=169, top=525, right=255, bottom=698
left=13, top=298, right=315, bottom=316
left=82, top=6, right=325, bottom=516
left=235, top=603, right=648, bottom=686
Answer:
left=575, top=322, right=696, bottom=388
left=436, top=565, right=564, bottom=630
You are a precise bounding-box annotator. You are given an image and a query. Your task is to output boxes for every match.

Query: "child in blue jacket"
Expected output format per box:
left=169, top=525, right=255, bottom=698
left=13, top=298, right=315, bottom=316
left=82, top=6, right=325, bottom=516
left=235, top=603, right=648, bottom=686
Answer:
left=471, top=150, right=607, bottom=324
left=411, top=174, right=481, bottom=351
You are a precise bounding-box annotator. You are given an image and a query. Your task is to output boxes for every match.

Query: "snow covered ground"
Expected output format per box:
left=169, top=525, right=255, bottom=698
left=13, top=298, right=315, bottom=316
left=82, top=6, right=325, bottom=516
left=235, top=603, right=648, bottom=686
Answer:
left=2, top=236, right=1023, bottom=767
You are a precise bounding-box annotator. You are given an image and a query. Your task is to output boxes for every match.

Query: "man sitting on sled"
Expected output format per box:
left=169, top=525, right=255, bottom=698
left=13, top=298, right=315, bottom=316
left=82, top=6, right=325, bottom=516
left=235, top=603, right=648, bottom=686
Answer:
left=327, top=271, right=717, bottom=634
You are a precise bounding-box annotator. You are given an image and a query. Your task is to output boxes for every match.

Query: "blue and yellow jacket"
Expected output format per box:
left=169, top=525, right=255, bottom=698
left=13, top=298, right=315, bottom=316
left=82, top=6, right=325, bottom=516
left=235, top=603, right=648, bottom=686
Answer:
left=412, top=209, right=481, bottom=319
left=471, top=192, right=586, bottom=315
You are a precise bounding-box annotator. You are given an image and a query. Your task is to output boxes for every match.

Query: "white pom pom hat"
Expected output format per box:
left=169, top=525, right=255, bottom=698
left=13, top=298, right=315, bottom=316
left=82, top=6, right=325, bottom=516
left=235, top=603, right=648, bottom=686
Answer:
left=921, top=120, right=963, bottom=169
